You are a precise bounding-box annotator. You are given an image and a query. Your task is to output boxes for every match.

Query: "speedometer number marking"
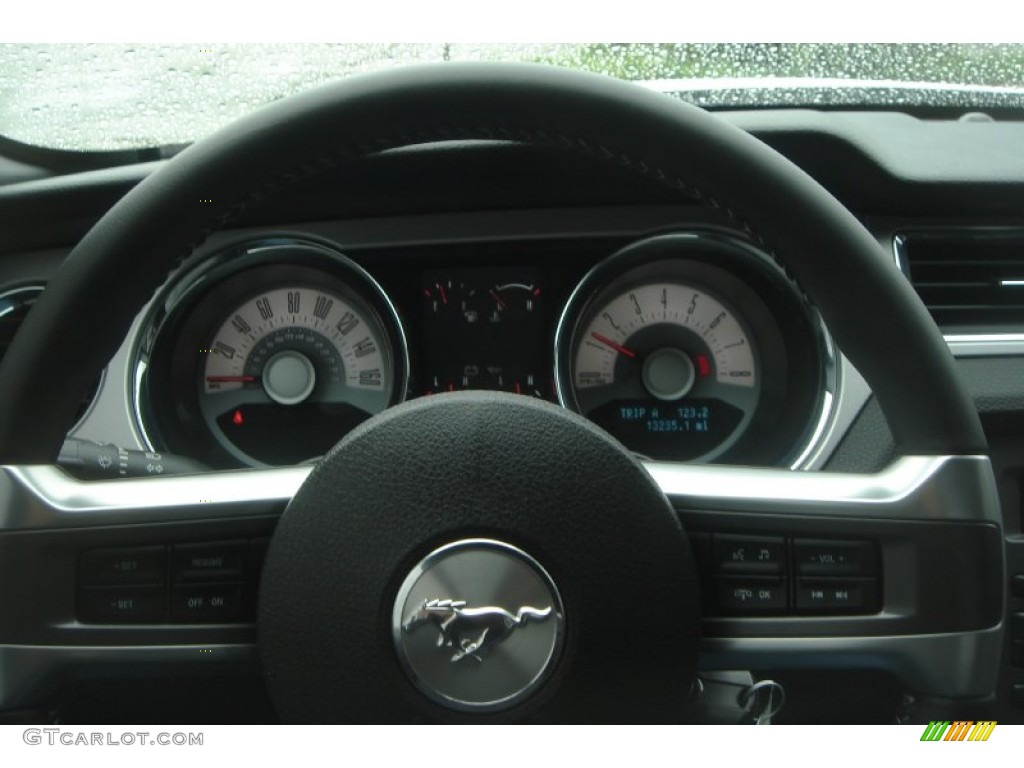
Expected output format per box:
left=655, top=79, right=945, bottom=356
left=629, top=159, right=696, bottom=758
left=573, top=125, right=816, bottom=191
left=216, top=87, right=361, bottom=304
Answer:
left=353, top=337, right=376, bottom=357
left=213, top=341, right=235, bottom=359
left=337, top=311, right=359, bottom=335
left=359, top=368, right=382, bottom=386
left=231, top=314, right=252, bottom=335
left=256, top=297, right=273, bottom=320
left=313, top=296, right=334, bottom=320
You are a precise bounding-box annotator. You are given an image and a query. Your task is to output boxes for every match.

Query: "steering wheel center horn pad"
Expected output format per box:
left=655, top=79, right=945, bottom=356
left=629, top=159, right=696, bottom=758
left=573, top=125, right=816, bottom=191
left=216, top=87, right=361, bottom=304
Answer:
left=259, top=391, right=700, bottom=723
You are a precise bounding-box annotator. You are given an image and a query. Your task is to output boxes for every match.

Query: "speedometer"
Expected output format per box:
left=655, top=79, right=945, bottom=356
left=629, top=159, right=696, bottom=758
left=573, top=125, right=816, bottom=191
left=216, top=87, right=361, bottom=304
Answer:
left=200, top=284, right=393, bottom=466
left=556, top=232, right=835, bottom=466
left=135, top=239, right=408, bottom=468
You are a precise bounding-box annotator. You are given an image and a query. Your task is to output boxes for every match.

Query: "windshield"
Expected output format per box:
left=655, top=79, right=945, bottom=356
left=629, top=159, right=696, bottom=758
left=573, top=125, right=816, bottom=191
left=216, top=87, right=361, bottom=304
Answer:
left=2, top=43, right=1023, bottom=151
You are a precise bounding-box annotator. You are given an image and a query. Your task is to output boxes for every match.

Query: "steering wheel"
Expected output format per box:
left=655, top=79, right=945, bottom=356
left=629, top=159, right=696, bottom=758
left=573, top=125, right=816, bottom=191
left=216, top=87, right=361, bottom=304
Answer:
left=0, top=64, right=1002, bottom=723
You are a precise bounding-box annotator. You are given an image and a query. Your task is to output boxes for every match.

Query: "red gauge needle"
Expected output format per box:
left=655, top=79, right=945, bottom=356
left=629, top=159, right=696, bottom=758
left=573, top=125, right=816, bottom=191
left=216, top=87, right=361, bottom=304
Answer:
left=490, top=289, right=507, bottom=309
left=206, top=375, right=257, bottom=383
left=438, top=284, right=448, bottom=305
left=591, top=332, right=636, bottom=359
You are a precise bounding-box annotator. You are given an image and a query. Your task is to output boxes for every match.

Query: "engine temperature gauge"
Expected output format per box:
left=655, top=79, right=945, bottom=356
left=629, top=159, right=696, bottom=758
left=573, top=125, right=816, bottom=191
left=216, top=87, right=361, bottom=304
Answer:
left=421, top=269, right=548, bottom=398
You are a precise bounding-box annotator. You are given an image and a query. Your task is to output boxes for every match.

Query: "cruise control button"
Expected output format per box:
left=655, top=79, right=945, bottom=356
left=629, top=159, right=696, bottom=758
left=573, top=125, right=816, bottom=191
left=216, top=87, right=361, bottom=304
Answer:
left=172, top=540, right=246, bottom=583
left=171, top=584, right=244, bottom=623
left=714, top=535, right=785, bottom=575
left=78, top=586, right=164, bottom=623
left=715, top=578, right=787, bottom=614
left=795, top=539, right=877, bottom=577
left=796, top=579, right=879, bottom=614
left=80, top=546, right=165, bottom=586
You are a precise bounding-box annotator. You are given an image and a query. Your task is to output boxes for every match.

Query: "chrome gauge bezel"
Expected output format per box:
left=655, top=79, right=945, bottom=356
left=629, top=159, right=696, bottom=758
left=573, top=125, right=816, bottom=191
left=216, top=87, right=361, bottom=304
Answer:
left=131, top=237, right=410, bottom=468
left=554, top=230, right=839, bottom=468
left=1, top=284, right=105, bottom=433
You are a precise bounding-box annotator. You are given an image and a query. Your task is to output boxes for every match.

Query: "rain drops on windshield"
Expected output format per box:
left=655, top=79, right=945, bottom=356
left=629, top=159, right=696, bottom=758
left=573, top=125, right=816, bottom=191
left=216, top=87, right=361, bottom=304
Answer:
left=0, top=43, right=1022, bottom=151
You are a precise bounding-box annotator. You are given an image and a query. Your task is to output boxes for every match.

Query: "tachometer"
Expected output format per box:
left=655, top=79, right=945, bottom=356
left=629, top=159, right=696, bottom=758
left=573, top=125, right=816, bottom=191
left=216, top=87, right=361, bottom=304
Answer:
left=556, top=232, right=834, bottom=466
left=572, top=281, right=760, bottom=461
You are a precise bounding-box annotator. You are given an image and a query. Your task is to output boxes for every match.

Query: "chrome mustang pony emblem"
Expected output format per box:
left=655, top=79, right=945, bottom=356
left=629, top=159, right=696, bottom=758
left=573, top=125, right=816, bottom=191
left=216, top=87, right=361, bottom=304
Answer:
left=402, top=598, right=553, bottom=663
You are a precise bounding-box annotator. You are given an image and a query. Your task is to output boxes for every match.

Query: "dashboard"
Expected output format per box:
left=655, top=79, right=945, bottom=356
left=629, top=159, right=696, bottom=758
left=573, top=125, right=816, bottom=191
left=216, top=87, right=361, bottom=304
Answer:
left=128, top=225, right=830, bottom=470
left=2, top=103, right=1024, bottom=724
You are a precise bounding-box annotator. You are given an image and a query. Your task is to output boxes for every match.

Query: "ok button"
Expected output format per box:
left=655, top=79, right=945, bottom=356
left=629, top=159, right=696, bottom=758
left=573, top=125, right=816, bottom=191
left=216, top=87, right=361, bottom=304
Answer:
left=714, top=535, right=785, bottom=575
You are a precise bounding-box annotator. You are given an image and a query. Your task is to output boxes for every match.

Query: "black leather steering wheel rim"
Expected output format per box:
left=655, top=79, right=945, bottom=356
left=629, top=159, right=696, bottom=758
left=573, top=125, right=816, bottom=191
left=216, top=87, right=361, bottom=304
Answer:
left=0, top=62, right=985, bottom=460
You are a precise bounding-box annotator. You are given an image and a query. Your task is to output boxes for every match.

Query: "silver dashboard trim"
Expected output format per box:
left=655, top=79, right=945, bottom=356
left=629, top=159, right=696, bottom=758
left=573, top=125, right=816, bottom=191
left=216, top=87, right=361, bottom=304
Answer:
left=647, top=453, right=1000, bottom=523
left=0, top=464, right=307, bottom=530
left=0, top=453, right=998, bottom=531
left=946, top=334, right=1024, bottom=357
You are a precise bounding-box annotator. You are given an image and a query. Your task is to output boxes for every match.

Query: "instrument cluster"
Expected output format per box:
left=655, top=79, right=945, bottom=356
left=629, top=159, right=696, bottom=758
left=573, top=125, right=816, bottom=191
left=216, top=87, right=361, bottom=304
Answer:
left=133, top=231, right=834, bottom=469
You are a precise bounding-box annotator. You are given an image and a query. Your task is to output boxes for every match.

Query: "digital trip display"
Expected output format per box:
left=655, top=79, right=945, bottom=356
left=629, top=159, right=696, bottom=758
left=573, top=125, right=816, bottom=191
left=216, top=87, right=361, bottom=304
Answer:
left=586, top=398, right=743, bottom=460
left=420, top=268, right=549, bottom=398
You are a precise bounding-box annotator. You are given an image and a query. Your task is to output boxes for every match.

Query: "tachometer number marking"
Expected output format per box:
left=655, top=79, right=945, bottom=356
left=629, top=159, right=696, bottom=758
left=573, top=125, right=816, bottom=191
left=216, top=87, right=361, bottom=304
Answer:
left=629, top=292, right=643, bottom=317
left=602, top=312, right=622, bottom=332
left=336, top=311, right=360, bottom=336
left=256, top=297, right=273, bottom=321
left=313, top=295, right=334, bottom=320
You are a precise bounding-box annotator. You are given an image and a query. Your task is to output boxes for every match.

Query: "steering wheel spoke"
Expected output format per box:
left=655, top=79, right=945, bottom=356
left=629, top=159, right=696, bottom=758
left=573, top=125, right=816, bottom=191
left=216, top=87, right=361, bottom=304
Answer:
left=650, top=455, right=1004, bottom=699
left=0, top=464, right=302, bottom=711
left=0, top=451, right=1003, bottom=712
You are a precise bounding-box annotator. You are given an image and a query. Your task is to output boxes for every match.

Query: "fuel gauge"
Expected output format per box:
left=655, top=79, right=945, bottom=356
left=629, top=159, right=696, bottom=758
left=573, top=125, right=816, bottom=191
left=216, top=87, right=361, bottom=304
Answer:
left=421, top=268, right=549, bottom=399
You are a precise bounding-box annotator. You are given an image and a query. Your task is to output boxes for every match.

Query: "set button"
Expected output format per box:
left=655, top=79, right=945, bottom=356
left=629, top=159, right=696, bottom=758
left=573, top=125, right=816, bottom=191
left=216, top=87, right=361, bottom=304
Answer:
left=79, top=546, right=165, bottom=586
left=78, top=586, right=164, bottom=623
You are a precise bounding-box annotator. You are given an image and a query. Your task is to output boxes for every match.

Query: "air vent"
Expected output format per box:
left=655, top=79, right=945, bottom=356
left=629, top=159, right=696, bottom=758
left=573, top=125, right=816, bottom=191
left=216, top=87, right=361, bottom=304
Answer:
left=0, top=284, right=100, bottom=427
left=895, top=230, right=1024, bottom=329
